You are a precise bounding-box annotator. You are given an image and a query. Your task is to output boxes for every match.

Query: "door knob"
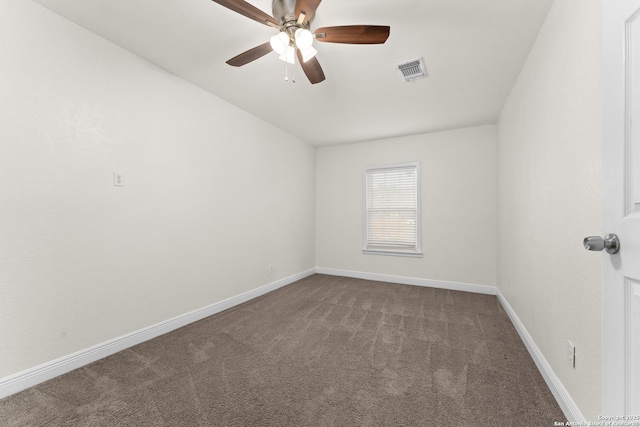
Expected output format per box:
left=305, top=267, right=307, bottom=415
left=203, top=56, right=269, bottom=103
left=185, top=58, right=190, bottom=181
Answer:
left=583, top=234, right=620, bottom=254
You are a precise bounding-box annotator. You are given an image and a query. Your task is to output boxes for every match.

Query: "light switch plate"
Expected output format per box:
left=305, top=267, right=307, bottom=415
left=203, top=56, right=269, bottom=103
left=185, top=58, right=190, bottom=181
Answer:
left=113, top=171, right=124, bottom=187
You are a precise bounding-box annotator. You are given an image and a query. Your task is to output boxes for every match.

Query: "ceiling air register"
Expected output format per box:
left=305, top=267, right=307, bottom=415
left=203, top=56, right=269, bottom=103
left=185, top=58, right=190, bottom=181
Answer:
left=396, top=57, right=427, bottom=82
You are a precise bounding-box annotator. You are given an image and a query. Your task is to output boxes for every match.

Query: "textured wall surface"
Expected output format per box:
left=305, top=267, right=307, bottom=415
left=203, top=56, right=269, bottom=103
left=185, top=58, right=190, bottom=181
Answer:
left=0, top=0, right=315, bottom=378
left=497, top=0, right=602, bottom=420
left=316, top=125, right=498, bottom=287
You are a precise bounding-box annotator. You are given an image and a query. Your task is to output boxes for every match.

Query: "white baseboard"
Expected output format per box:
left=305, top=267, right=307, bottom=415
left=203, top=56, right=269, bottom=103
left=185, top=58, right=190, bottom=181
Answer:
left=315, top=267, right=497, bottom=295
left=496, top=290, right=585, bottom=423
left=0, top=268, right=315, bottom=399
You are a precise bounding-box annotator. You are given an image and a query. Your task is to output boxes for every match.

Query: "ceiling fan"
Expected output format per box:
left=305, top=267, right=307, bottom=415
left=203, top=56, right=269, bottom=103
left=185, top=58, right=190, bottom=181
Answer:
left=210, top=0, right=391, bottom=84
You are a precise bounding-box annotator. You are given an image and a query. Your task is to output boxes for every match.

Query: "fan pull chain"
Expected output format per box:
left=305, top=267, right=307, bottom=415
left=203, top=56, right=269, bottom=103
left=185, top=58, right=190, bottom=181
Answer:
left=283, top=48, right=297, bottom=83
left=292, top=47, right=297, bottom=83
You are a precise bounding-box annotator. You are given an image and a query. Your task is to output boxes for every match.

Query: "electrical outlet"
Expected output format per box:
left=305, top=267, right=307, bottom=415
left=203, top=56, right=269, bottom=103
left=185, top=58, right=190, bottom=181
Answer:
left=113, top=171, right=124, bottom=187
left=567, top=341, right=575, bottom=368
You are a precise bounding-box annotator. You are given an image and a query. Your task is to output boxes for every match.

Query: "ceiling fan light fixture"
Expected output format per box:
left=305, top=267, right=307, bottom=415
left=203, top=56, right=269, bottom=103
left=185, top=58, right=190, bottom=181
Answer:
left=212, top=0, right=391, bottom=84
left=294, top=28, right=314, bottom=50
left=279, top=44, right=296, bottom=64
left=300, top=46, right=318, bottom=63
left=270, top=31, right=290, bottom=55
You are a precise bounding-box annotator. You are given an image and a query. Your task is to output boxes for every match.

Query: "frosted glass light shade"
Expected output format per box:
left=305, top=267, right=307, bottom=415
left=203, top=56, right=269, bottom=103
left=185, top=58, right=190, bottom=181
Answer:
left=270, top=32, right=290, bottom=55
left=294, top=28, right=313, bottom=50
left=278, top=45, right=295, bottom=64
left=300, top=46, right=317, bottom=63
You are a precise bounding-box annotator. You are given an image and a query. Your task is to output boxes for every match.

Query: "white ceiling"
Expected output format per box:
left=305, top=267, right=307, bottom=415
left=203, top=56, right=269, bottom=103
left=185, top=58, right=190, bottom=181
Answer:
left=31, top=0, right=553, bottom=147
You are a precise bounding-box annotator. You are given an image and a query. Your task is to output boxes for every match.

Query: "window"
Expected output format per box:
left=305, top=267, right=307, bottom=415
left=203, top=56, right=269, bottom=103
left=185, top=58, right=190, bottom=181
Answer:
left=363, top=162, right=422, bottom=257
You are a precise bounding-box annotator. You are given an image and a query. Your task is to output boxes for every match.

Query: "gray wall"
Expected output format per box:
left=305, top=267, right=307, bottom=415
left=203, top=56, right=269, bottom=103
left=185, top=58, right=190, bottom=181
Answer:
left=497, top=0, right=602, bottom=420
left=0, top=0, right=316, bottom=378
left=316, top=125, right=498, bottom=288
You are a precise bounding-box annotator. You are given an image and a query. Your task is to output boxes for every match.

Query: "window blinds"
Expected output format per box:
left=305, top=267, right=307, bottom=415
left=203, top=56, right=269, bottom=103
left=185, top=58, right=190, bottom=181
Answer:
left=364, top=164, right=419, bottom=253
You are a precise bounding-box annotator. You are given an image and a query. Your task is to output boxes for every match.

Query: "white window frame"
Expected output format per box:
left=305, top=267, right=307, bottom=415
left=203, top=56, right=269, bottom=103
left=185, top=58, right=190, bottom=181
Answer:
left=362, top=162, right=422, bottom=257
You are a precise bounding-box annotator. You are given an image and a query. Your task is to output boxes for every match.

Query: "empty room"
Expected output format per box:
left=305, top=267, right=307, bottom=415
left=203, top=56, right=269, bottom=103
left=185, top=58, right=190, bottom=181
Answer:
left=1, top=0, right=636, bottom=425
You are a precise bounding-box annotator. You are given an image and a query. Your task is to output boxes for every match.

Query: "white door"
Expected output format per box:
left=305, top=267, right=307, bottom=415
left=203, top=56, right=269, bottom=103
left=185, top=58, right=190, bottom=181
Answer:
left=602, top=0, right=640, bottom=416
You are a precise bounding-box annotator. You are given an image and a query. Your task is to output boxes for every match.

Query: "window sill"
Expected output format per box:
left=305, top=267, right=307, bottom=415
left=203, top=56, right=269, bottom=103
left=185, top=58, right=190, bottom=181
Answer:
left=362, top=249, right=423, bottom=258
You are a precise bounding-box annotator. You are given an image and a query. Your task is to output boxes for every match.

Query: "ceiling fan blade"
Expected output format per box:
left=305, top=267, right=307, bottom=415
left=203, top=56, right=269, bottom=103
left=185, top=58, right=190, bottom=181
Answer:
left=297, top=50, right=325, bottom=84
left=226, top=42, right=272, bottom=67
left=294, top=0, right=322, bottom=23
left=211, top=0, right=278, bottom=27
left=314, top=25, right=390, bottom=44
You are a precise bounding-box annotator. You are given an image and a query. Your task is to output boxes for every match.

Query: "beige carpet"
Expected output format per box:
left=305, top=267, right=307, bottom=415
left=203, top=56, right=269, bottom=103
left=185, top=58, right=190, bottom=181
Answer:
left=0, top=274, right=564, bottom=426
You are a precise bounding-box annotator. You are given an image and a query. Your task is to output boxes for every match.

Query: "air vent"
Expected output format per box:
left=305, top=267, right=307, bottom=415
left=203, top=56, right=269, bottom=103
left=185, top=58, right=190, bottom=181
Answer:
left=396, top=57, right=427, bottom=82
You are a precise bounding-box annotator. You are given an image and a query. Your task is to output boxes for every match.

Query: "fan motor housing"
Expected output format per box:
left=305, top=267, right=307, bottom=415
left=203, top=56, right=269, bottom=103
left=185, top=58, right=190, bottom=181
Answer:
left=272, top=0, right=313, bottom=25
